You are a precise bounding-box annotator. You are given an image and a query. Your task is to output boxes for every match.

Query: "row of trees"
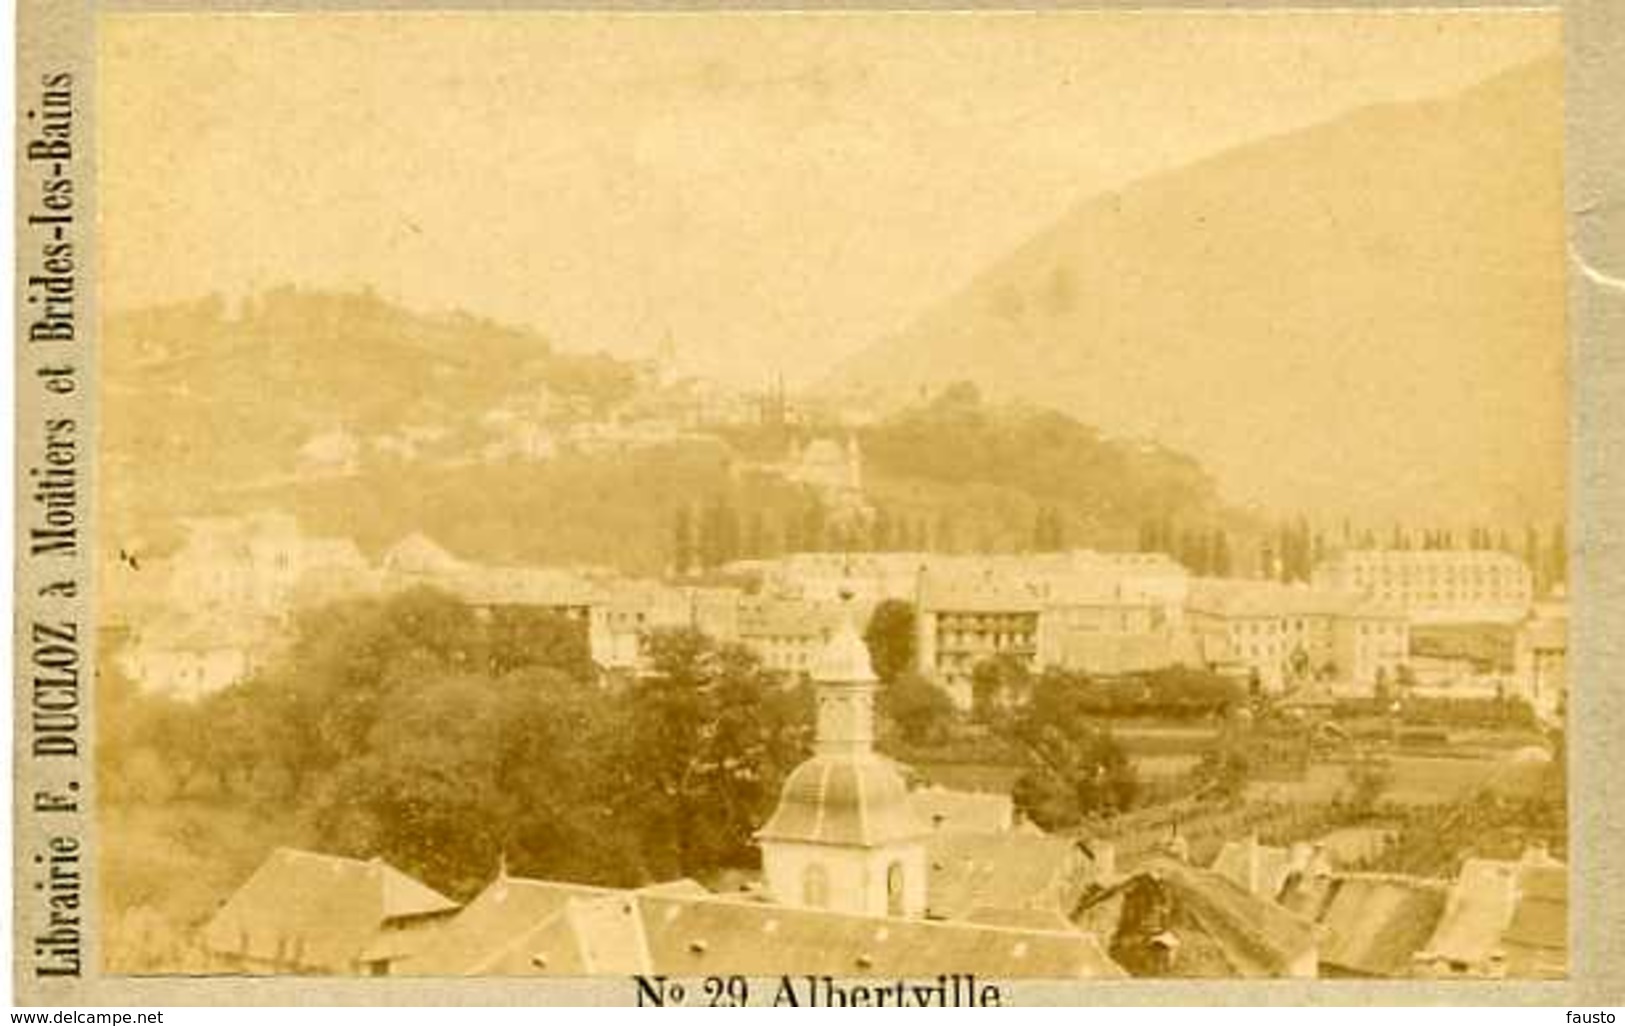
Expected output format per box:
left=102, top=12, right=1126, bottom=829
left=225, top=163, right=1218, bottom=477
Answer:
left=1031, top=506, right=1070, bottom=552
left=672, top=497, right=988, bottom=573
left=969, top=658, right=1246, bottom=725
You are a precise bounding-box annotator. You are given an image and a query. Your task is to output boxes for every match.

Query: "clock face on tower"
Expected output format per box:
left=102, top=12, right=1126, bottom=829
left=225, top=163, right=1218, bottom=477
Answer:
left=819, top=692, right=863, bottom=746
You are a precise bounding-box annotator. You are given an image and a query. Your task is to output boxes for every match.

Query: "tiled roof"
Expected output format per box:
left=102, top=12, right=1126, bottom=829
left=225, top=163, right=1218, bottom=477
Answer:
left=963, top=906, right=1079, bottom=932
left=1209, top=840, right=1297, bottom=899
left=1418, top=857, right=1520, bottom=968
left=1314, top=876, right=1449, bottom=977
left=202, top=848, right=458, bottom=972
left=403, top=877, right=616, bottom=975
left=391, top=877, right=1126, bottom=978
left=917, top=572, right=1047, bottom=614
left=382, top=533, right=466, bottom=576
left=1503, top=864, right=1567, bottom=978
left=927, top=832, right=1084, bottom=921
left=907, top=787, right=1014, bottom=836
left=1314, top=827, right=1398, bottom=867
left=737, top=598, right=841, bottom=641
left=1187, top=581, right=1368, bottom=619
left=1142, top=858, right=1318, bottom=978
left=630, top=892, right=1124, bottom=978
left=449, top=567, right=599, bottom=607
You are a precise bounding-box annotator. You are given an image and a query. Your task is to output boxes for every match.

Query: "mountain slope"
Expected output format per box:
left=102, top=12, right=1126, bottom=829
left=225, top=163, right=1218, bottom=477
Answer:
left=826, top=58, right=1566, bottom=525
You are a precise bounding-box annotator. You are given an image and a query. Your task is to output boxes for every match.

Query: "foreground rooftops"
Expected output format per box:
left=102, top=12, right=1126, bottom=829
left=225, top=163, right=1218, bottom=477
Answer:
left=400, top=875, right=1125, bottom=979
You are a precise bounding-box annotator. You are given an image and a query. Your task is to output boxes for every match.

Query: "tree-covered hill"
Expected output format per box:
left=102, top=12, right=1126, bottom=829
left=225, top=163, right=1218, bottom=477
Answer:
left=100, top=291, right=1244, bottom=573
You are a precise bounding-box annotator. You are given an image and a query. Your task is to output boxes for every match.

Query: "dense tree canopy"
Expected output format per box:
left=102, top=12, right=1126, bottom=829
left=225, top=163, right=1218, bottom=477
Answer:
left=859, top=385, right=1221, bottom=534
left=100, top=589, right=814, bottom=897
left=1000, top=673, right=1139, bottom=830
left=880, top=672, right=956, bottom=747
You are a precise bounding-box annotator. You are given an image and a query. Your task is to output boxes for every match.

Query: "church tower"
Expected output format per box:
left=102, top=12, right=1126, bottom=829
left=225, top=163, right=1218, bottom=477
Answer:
left=756, top=595, right=929, bottom=918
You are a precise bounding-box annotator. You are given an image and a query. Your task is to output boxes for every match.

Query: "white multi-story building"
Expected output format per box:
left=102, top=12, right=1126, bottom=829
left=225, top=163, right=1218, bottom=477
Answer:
left=1185, top=580, right=1408, bottom=694
left=589, top=582, right=742, bottom=673
left=744, top=551, right=933, bottom=604
left=166, top=512, right=373, bottom=622
left=736, top=597, right=845, bottom=678
left=1312, top=550, right=1533, bottom=625
left=915, top=571, right=1045, bottom=708
left=118, top=513, right=376, bottom=698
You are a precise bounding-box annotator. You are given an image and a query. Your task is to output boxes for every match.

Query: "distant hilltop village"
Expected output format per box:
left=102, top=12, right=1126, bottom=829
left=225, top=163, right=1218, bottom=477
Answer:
left=103, top=509, right=1567, bottom=721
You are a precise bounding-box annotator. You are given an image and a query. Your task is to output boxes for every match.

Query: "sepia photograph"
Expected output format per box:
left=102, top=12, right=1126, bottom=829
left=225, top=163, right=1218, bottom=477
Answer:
left=17, top=4, right=1589, bottom=1000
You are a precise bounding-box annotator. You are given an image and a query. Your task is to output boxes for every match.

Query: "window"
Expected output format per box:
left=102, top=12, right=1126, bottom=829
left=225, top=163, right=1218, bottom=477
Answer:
left=803, top=864, right=829, bottom=909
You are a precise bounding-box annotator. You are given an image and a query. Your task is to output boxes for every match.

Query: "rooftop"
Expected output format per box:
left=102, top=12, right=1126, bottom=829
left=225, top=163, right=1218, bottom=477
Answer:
left=399, top=878, right=1126, bottom=979
left=202, top=848, right=459, bottom=972
left=757, top=755, right=929, bottom=847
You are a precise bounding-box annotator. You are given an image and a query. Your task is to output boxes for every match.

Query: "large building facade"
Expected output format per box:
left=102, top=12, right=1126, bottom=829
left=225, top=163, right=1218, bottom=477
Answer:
left=1312, top=550, right=1533, bottom=625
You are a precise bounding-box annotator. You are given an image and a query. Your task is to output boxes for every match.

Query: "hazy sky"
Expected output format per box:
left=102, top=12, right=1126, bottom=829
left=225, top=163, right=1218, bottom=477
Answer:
left=100, top=11, right=1559, bottom=385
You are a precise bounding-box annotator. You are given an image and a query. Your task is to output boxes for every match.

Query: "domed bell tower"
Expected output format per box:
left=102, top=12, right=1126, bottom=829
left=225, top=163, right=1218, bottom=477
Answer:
left=756, top=592, right=929, bottom=918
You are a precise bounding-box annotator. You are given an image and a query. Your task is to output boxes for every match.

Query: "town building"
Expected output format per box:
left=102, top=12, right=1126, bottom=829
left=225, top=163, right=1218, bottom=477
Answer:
left=1083, top=856, right=1321, bottom=978
left=297, top=427, right=362, bottom=477
left=115, top=513, right=376, bottom=696
left=1208, top=836, right=1336, bottom=901
left=166, top=512, right=373, bottom=624
left=736, top=597, right=844, bottom=678
left=117, top=615, right=281, bottom=701
left=784, top=435, right=864, bottom=499
left=1312, top=549, right=1534, bottom=625
left=1413, top=846, right=1567, bottom=979
left=1035, top=588, right=1194, bottom=679
left=1035, top=551, right=1191, bottom=629
left=446, top=565, right=600, bottom=623
left=925, top=831, right=1094, bottom=925
left=381, top=532, right=467, bottom=583
left=742, top=551, right=933, bottom=604
left=915, top=571, right=1045, bottom=708
left=907, top=786, right=1015, bottom=836
left=589, top=582, right=743, bottom=673
left=1185, top=580, right=1407, bottom=694
left=1513, top=599, right=1568, bottom=719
